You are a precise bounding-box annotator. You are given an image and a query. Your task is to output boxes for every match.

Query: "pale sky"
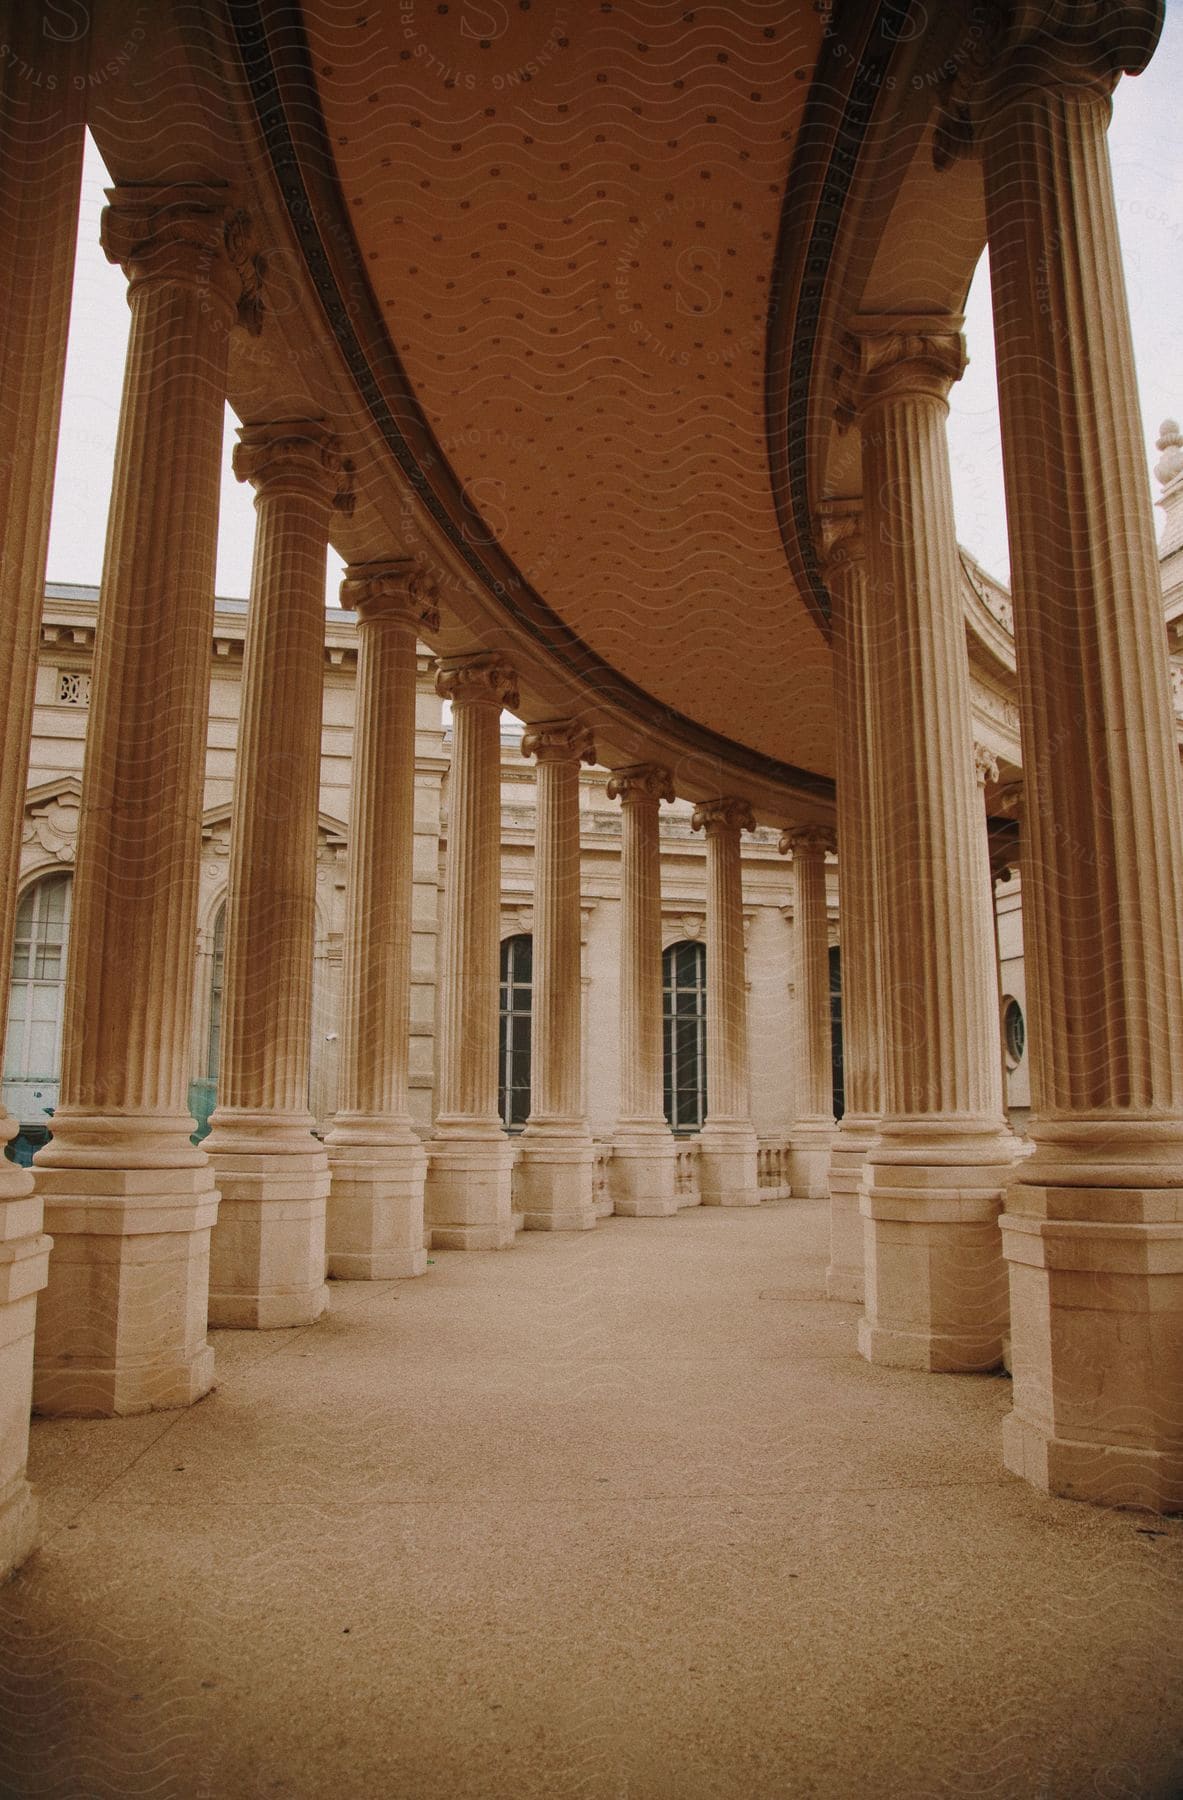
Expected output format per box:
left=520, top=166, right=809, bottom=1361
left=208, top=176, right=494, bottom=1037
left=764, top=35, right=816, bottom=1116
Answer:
left=45, top=12, right=1183, bottom=601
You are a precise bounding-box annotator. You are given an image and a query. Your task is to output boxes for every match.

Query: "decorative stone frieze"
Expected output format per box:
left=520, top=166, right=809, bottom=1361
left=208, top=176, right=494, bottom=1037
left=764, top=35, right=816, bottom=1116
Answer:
left=607, top=764, right=679, bottom=1217
left=205, top=421, right=350, bottom=1328
left=691, top=797, right=760, bottom=1206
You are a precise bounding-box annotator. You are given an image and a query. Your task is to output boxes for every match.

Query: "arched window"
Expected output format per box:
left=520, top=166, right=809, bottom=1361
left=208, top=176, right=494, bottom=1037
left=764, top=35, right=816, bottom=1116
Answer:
left=499, top=934, right=533, bottom=1130
left=3, top=874, right=72, bottom=1155
left=663, top=940, right=707, bottom=1131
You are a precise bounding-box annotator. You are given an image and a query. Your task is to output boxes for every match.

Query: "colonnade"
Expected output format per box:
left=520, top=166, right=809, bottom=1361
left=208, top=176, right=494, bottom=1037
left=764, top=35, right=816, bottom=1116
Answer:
left=0, top=6, right=1180, bottom=1590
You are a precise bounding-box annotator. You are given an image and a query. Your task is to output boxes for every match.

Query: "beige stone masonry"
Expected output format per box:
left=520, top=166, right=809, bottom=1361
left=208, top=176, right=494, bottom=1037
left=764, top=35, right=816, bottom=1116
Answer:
left=606, top=765, right=679, bottom=1217
left=780, top=827, right=836, bottom=1201
left=324, top=561, right=440, bottom=1279
left=33, top=185, right=264, bottom=1411
left=840, top=314, right=1015, bottom=1374
left=0, top=4, right=84, bottom=1572
left=206, top=421, right=350, bottom=1327
left=979, top=4, right=1183, bottom=1509
left=424, top=653, right=520, bottom=1248
left=691, top=798, right=760, bottom=1207
left=515, top=721, right=598, bottom=1231
left=819, top=501, right=879, bottom=1303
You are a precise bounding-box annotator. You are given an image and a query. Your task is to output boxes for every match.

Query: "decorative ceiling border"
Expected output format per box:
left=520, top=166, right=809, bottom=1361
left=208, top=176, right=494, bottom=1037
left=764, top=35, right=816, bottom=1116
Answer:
left=765, top=0, right=915, bottom=635
left=225, top=0, right=835, bottom=805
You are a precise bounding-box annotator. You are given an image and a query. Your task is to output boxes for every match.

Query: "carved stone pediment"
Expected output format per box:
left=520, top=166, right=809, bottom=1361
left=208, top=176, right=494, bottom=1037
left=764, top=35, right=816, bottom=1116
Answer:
left=22, top=777, right=82, bottom=864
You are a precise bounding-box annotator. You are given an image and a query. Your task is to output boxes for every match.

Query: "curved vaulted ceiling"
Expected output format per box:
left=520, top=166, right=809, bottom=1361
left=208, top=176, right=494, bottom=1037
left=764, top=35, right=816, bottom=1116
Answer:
left=88, top=0, right=996, bottom=817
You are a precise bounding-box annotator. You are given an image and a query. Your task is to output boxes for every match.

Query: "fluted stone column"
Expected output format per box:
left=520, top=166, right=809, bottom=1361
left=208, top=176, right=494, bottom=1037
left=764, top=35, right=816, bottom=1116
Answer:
left=515, top=721, right=597, bottom=1231
left=324, top=560, right=439, bottom=1278
left=606, top=765, right=678, bottom=1217
left=691, top=798, right=760, bottom=1207
left=33, top=186, right=265, bottom=1413
left=978, top=4, right=1183, bottom=1508
left=424, top=654, right=519, bottom=1249
left=205, top=422, right=350, bottom=1327
left=840, top=315, right=1015, bottom=1373
left=819, top=500, right=880, bottom=1302
left=781, top=828, right=836, bottom=1200
left=0, top=7, right=84, bottom=1568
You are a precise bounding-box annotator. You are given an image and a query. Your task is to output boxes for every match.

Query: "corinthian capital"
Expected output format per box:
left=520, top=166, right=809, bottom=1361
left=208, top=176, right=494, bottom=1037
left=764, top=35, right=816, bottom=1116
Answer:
left=436, top=651, right=519, bottom=711
left=933, top=1, right=1163, bottom=168
left=520, top=719, right=597, bottom=766
left=340, top=558, right=441, bottom=633
left=779, top=825, right=836, bottom=859
left=101, top=184, right=265, bottom=333
left=234, top=419, right=354, bottom=511
left=835, top=315, right=967, bottom=427
left=691, top=797, right=755, bottom=837
left=606, top=763, right=676, bottom=806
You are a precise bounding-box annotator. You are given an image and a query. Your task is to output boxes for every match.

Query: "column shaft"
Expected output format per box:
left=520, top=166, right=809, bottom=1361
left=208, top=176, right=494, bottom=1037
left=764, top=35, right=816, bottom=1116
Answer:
left=981, top=13, right=1183, bottom=1507
left=782, top=828, right=836, bottom=1200
left=692, top=799, right=760, bottom=1206
left=516, top=722, right=596, bottom=1231
left=324, top=562, right=439, bottom=1278
left=0, top=7, right=84, bottom=1570
left=822, top=506, right=880, bottom=1301
left=607, top=766, right=678, bottom=1217
left=842, top=315, right=1014, bottom=1373
left=424, top=654, right=519, bottom=1249
left=205, top=422, right=348, bottom=1327
left=33, top=186, right=264, bottom=1414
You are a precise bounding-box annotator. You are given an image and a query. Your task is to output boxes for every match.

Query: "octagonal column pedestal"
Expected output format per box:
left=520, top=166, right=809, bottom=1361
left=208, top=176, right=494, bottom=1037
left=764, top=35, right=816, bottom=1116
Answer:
left=205, top=423, right=352, bottom=1327
left=781, top=828, right=836, bottom=1200
left=424, top=655, right=520, bottom=1249
left=606, top=766, right=679, bottom=1218
left=818, top=502, right=879, bottom=1303
left=0, top=12, right=84, bottom=1565
left=514, top=722, right=598, bottom=1231
left=32, top=187, right=265, bottom=1413
left=977, top=10, right=1183, bottom=1508
left=838, top=314, right=1015, bottom=1374
left=691, top=799, right=760, bottom=1207
left=324, top=562, right=439, bottom=1278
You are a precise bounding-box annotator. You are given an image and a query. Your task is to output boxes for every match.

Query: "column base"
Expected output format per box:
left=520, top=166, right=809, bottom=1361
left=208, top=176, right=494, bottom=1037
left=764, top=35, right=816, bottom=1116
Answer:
left=424, top=1124, right=516, bottom=1249
left=514, top=1127, right=597, bottom=1232
left=1001, top=1185, right=1183, bottom=1512
left=787, top=1120, right=835, bottom=1200
left=608, top=1129, right=678, bottom=1217
left=206, top=1118, right=329, bottom=1329
left=859, top=1123, right=1015, bottom=1374
left=0, top=1149, right=51, bottom=1574
left=827, top=1114, right=876, bottom=1303
left=324, top=1129, right=428, bottom=1279
left=697, top=1122, right=761, bottom=1207
left=32, top=1128, right=218, bottom=1414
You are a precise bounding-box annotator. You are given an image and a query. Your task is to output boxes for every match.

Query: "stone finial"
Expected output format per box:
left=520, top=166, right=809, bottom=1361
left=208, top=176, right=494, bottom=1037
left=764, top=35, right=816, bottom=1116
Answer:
left=691, top=797, right=755, bottom=836
left=234, top=419, right=353, bottom=511
left=520, top=720, right=597, bottom=766
left=778, top=825, right=837, bottom=858
left=435, top=651, right=519, bottom=711
left=606, top=763, right=676, bottom=806
left=101, top=184, right=266, bottom=333
left=1156, top=419, right=1183, bottom=557
left=340, top=558, right=441, bottom=633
